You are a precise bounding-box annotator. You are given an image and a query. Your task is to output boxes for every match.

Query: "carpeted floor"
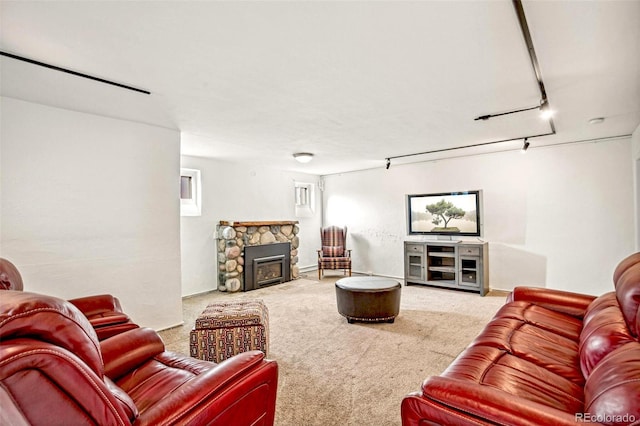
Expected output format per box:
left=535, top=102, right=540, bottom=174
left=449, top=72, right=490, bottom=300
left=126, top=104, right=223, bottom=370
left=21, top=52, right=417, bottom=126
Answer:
left=159, top=273, right=508, bottom=426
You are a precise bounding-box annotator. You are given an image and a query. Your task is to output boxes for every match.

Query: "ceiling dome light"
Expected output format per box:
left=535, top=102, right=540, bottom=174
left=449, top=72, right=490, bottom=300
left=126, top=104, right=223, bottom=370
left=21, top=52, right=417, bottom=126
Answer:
left=293, top=152, right=314, bottom=163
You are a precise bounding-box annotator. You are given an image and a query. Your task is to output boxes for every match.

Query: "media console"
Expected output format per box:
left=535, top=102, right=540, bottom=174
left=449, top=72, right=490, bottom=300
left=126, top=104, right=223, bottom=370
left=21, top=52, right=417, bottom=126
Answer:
left=404, top=240, right=488, bottom=296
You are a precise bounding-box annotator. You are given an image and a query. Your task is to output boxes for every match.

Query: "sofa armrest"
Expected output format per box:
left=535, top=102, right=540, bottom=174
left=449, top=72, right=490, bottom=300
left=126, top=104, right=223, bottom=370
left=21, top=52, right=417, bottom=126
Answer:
left=507, top=286, right=596, bottom=318
left=402, top=376, right=580, bottom=426
left=136, top=350, right=279, bottom=426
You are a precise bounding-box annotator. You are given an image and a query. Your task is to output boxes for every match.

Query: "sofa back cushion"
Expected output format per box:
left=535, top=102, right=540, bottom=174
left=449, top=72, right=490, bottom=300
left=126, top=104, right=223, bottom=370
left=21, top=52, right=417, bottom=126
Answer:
left=583, top=342, right=640, bottom=425
left=580, top=292, right=636, bottom=377
left=615, top=263, right=640, bottom=338
left=580, top=255, right=640, bottom=379
left=613, top=252, right=640, bottom=285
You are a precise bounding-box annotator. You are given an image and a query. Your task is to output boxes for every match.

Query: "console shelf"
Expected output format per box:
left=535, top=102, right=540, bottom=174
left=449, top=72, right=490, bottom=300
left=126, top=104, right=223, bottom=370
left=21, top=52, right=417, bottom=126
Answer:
left=404, top=241, right=488, bottom=296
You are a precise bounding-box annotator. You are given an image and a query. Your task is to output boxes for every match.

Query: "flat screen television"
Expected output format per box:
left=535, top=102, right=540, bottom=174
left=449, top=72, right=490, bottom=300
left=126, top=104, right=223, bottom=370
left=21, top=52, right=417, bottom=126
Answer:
left=407, top=190, right=482, bottom=237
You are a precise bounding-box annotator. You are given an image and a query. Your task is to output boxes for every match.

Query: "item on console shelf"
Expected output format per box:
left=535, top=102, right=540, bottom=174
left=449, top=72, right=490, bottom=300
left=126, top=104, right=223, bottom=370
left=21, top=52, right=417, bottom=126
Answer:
left=0, top=290, right=279, bottom=425
left=401, top=252, right=640, bottom=426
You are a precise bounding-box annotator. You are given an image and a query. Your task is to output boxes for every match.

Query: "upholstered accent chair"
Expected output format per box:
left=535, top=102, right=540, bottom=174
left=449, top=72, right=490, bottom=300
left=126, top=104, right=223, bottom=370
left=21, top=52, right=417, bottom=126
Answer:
left=317, top=226, right=352, bottom=279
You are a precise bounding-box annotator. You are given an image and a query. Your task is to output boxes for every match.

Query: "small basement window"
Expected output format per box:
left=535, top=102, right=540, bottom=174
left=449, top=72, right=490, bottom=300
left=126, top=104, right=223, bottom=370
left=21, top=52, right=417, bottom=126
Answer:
left=294, top=181, right=315, bottom=217
left=180, top=168, right=201, bottom=216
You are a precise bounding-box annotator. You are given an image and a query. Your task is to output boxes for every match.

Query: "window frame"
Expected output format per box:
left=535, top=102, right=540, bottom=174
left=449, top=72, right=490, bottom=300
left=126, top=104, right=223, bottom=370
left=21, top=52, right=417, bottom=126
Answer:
left=180, top=168, right=202, bottom=216
left=294, top=181, right=315, bottom=217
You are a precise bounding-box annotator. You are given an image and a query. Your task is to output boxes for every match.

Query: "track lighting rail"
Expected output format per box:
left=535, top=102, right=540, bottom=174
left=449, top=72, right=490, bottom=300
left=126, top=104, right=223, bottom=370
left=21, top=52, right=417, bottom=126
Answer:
left=474, top=105, right=540, bottom=121
left=0, top=51, right=151, bottom=95
left=385, top=0, right=555, bottom=169
left=385, top=131, right=553, bottom=164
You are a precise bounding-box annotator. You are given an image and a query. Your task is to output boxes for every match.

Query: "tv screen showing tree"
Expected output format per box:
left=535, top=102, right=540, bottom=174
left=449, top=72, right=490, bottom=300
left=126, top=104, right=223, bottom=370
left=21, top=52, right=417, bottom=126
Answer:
left=407, top=191, right=481, bottom=236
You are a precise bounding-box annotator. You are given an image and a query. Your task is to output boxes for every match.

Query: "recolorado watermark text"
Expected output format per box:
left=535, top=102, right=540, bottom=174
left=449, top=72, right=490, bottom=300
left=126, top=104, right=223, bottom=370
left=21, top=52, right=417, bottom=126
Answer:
left=576, top=413, right=636, bottom=423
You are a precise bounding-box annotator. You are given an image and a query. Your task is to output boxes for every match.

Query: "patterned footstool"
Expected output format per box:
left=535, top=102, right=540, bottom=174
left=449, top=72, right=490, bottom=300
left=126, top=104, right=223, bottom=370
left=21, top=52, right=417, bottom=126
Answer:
left=189, top=299, right=269, bottom=363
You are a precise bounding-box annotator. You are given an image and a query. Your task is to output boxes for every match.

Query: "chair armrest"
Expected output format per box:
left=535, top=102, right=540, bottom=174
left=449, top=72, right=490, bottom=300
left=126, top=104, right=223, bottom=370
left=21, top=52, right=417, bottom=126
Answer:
left=69, top=294, right=136, bottom=340
left=136, top=351, right=279, bottom=426
left=68, top=294, right=124, bottom=317
left=101, top=328, right=165, bottom=379
left=507, top=286, right=596, bottom=318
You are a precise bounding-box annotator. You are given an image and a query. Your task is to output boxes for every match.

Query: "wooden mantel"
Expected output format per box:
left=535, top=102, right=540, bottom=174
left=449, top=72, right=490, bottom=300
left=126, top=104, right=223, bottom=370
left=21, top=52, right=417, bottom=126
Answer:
left=219, top=220, right=299, bottom=227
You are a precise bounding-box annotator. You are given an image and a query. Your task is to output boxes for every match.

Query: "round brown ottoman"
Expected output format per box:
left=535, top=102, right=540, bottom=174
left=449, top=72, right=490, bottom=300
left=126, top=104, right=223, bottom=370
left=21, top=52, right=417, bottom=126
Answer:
left=335, top=276, right=401, bottom=323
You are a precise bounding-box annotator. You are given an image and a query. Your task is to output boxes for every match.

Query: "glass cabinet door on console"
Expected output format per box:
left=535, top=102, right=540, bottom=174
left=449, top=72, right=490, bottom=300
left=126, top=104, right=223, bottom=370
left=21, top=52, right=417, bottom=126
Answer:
left=459, top=257, right=479, bottom=288
left=404, top=241, right=488, bottom=296
left=404, top=243, right=426, bottom=283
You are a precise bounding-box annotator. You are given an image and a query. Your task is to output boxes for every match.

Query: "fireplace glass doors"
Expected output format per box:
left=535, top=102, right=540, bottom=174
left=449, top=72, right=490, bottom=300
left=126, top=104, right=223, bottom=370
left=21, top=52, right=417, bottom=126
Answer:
left=244, top=242, right=291, bottom=291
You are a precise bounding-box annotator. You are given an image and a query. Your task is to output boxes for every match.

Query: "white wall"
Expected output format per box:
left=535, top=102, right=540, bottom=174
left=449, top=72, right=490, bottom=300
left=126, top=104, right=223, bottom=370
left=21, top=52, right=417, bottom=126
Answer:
left=0, top=97, right=183, bottom=330
left=323, top=138, right=634, bottom=295
left=180, top=155, right=322, bottom=296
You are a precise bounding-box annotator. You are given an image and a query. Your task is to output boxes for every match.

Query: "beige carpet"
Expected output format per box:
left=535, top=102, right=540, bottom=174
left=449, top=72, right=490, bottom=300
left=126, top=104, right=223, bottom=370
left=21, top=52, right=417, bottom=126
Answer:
left=159, top=274, right=507, bottom=426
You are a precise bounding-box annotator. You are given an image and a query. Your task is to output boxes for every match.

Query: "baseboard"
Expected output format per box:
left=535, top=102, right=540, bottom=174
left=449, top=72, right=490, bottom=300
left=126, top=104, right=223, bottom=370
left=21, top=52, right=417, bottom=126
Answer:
left=348, top=271, right=403, bottom=281
left=156, top=321, right=185, bottom=332
left=298, top=264, right=318, bottom=273
left=182, top=289, right=217, bottom=299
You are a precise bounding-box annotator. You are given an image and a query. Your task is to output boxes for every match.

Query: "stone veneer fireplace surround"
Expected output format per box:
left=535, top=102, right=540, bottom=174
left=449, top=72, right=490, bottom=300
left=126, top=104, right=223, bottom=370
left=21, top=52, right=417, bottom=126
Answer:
left=216, top=221, right=300, bottom=292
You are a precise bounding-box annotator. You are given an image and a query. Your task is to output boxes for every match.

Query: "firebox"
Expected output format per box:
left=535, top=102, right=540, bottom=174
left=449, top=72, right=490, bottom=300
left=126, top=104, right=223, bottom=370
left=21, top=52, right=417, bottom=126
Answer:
left=243, top=242, right=291, bottom=291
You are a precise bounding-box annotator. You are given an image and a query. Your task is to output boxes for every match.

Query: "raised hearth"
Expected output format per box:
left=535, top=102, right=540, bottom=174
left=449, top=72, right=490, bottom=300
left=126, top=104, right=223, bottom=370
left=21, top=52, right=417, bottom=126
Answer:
left=216, top=221, right=299, bottom=292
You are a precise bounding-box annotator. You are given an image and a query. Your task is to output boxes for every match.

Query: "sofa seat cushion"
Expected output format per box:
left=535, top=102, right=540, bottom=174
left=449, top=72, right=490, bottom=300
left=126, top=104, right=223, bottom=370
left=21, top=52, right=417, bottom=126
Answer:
left=438, top=345, right=584, bottom=414
left=492, top=301, right=583, bottom=341
left=471, top=317, right=583, bottom=385
left=113, top=351, right=216, bottom=415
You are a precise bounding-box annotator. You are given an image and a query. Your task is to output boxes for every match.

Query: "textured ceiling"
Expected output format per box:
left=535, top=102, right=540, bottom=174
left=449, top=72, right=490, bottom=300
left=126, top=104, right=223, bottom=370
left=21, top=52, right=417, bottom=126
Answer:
left=1, top=1, right=639, bottom=175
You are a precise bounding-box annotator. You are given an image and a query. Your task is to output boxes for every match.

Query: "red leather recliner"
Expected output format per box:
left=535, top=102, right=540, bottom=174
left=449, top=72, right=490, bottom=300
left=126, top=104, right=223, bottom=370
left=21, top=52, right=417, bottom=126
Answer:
left=0, top=290, right=279, bottom=425
left=0, top=257, right=137, bottom=340
left=68, top=293, right=139, bottom=340
left=401, top=252, right=640, bottom=425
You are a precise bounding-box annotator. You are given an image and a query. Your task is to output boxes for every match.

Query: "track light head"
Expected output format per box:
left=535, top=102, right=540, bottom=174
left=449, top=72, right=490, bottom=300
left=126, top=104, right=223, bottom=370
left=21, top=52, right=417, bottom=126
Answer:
left=539, top=99, right=554, bottom=120
left=385, top=158, right=391, bottom=170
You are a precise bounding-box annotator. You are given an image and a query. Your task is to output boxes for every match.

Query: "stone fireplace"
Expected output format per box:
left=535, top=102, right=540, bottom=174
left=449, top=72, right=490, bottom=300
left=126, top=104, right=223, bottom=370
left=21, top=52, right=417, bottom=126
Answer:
left=216, top=221, right=299, bottom=292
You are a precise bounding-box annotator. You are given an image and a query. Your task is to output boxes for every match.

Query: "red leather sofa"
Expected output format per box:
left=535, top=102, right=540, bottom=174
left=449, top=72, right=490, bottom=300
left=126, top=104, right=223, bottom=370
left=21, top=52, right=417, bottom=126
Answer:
left=0, top=257, right=137, bottom=340
left=402, top=252, right=640, bottom=425
left=0, top=290, right=279, bottom=425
